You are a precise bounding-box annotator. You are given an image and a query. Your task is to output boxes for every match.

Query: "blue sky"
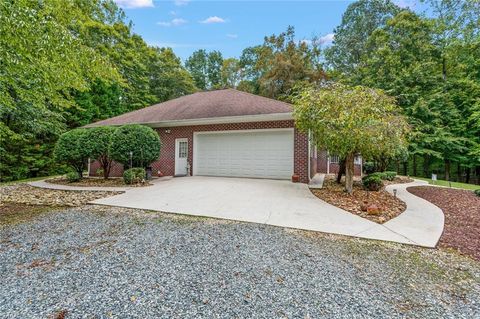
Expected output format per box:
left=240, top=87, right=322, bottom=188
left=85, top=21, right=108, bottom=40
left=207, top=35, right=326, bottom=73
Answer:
left=115, top=0, right=417, bottom=61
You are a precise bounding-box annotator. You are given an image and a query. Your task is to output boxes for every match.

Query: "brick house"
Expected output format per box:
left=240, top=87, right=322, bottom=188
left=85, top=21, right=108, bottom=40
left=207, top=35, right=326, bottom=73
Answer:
left=86, top=89, right=361, bottom=183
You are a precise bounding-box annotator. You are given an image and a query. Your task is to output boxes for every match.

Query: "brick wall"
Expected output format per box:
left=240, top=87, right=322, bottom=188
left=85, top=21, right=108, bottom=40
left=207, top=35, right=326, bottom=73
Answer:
left=316, top=150, right=362, bottom=176
left=90, top=120, right=310, bottom=183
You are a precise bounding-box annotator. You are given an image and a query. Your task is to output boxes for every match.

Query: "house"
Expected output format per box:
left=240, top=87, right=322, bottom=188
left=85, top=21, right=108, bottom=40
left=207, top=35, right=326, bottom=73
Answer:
left=86, top=89, right=361, bottom=183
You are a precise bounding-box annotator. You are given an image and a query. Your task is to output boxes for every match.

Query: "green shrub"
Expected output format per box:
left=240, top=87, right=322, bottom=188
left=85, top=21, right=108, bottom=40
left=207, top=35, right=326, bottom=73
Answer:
left=110, top=124, right=161, bottom=169
left=370, top=172, right=387, bottom=180
left=383, top=171, right=397, bottom=181
left=475, top=189, right=480, bottom=197
left=85, top=126, right=116, bottom=179
left=123, top=167, right=146, bottom=185
left=362, top=174, right=383, bottom=191
left=66, top=171, right=81, bottom=182
left=363, top=161, right=375, bottom=175
left=96, top=168, right=104, bottom=177
left=54, top=129, right=90, bottom=178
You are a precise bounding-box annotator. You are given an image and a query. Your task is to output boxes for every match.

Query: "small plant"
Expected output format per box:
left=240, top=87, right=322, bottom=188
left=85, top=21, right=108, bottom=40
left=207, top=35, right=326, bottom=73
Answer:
left=370, top=172, right=387, bottom=180
left=363, top=161, right=375, bottom=175
left=362, top=174, right=383, bottom=191
left=66, top=171, right=80, bottom=183
left=383, top=171, right=397, bottom=181
left=474, top=189, right=480, bottom=197
left=96, top=168, right=104, bottom=177
left=123, top=167, right=146, bottom=185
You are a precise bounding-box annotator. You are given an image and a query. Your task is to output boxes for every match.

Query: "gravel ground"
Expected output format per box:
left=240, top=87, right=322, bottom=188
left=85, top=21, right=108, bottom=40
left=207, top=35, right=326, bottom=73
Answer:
left=0, top=205, right=479, bottom=318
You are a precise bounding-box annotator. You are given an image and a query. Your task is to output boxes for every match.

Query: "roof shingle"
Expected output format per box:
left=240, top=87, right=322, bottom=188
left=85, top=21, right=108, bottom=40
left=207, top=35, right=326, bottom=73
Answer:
left=85, top=89, right=293, bottom=127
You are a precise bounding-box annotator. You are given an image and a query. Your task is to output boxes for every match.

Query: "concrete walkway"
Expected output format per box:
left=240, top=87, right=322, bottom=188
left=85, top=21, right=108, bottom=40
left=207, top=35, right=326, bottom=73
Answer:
left=82, top=176, right=444, bottom=247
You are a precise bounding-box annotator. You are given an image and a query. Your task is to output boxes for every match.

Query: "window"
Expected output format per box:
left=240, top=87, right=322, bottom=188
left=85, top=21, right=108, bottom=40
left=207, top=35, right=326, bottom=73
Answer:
left=178, top=141, right=188, bottom=158
left=330, top=154, right=339, bottom=164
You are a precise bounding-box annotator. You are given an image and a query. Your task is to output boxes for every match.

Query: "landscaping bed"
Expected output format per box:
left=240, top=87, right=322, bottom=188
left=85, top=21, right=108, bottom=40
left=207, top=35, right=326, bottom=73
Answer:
left=47, top=177, right=151, bottom=187
left=407, top=186, right=480, bottom=261
left=311, top=176, right=406, bottom=224
left=0, top=184, right=121, bottom=207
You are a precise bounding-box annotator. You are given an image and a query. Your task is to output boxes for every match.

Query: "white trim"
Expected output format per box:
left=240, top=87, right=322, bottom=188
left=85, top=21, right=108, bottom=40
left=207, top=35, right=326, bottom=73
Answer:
left=146, top=113, right=293, bottom=128
left=192, top=128, right=295, bottom=178
left=307, top=129, right=311, bottom=181
left=326, top=151, right=330, bottom=175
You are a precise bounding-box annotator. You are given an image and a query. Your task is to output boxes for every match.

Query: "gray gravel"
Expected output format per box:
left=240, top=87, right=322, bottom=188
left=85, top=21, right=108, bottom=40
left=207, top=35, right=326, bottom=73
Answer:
left=1, top=205, right=479, bottom=318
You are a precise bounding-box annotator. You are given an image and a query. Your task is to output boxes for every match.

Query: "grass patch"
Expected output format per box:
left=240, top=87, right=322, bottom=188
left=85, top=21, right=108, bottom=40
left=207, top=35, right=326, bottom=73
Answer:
left=413, top=177, right=479, bottom=191
left=0, top=203, right=60, bottom=226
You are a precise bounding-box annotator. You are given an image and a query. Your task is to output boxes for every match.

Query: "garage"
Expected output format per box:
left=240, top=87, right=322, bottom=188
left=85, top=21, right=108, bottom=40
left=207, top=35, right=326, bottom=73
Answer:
left=193, top=129, right=294, bottom=179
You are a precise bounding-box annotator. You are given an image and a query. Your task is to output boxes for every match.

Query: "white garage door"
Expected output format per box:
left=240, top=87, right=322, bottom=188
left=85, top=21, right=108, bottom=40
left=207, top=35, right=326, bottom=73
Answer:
left=194, top=129, right=294, bottom=179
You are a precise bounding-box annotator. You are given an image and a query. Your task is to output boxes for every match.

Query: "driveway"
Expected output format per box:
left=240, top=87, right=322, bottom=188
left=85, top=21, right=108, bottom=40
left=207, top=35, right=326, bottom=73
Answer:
left=91, top=177, right=442, bottom=246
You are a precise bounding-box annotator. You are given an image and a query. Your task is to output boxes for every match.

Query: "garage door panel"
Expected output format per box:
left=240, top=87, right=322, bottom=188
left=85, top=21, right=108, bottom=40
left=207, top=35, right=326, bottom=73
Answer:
left=194, top=130, right=294, bottom=180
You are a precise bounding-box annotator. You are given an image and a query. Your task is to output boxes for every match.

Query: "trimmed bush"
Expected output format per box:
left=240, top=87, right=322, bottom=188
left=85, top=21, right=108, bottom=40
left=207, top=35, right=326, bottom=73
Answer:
left=84, top=126, right=116, bottom=179
left=110, top=124, right=161, bottom=169
left=362, top=174, right=383, bottom=191
left=383, top=171, right=397, bottom=181
left=123, top=167, right=146, bottom=185
left=66, top=171, right=81, bottom=182
left=370, top=172, right=387, bottom=180
left=54, top=129, right=90, bottom=178
left=475, top=189, right=480, bottom=197
left=363, top=161, right=375, bottom=175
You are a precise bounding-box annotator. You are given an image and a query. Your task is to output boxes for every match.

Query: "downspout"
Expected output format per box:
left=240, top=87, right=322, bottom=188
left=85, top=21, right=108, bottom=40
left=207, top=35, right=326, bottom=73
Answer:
left=327, top=151, right=330, bottom=175
left=307, top=129, right=311, bottom=181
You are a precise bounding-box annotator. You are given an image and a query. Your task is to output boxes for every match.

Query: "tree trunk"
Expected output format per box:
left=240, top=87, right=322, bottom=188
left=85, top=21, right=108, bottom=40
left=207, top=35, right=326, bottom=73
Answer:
left=100, top=155, right=112, bottom=179
left=466, top=167, right=471, bottom=184
left=457, top=163, right=462, bottom=182
left=412, top=154, right=417, bottom=176
left=476, top=166, right=480, bottom=185
left=402, top=161, right=408, bottom=176
left=345, top=153, right=355, bottom=194
left=336, top=158, right=346, bottom=184
left=445, top=159, right=451, bottom=181
left=423, top=154, right=430, bottom=177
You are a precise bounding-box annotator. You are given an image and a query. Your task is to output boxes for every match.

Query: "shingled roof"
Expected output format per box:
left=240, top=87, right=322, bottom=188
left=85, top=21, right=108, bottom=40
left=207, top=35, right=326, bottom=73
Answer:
left=85, top=89, right=293, bottom=127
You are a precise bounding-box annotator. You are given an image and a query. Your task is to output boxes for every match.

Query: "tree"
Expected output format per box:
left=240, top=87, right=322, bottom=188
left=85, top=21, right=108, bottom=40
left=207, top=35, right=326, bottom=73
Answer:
left=221, top=58, right=242, bottom=88
left=324, top=0, right=400, bottom=78
left=84, top=126, right=116, bottom=179
left=185, top=50, right=223, bottom=90
left=53, top=129, right=90, bottom=178
left=293, top=84, right=408, bottom=193
left=110, top=125, right=162, bottom=168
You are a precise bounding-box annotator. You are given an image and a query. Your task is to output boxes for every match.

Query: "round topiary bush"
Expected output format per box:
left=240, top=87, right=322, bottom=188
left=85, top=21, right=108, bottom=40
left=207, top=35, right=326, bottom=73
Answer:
left=110, top=124, right=161, bottom=169
left=66, top=171, right=81, bottom=182
left=54, top=128, right=90, bottom=178
left=362, top=174, right=383, bottom=191
left=123, top=167, right=146, bottom=185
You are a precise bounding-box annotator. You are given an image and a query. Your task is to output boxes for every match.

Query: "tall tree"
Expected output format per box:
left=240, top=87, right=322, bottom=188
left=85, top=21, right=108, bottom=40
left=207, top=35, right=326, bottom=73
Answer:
left=324, top=0, right=400, bottom=78
left=185, top=50, right=223, bottom=90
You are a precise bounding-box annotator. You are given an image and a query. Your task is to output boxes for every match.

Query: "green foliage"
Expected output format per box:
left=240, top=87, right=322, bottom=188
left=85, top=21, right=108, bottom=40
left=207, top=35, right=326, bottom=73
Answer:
left=363, top=162, right=376, bottom=174
left=66, top=171, right=81, bottom=183
left=362, top=174, right=384, bottom=191
left=383, top=171, right=397, bottom=181
left=474, top=189, right=480, bottom=197
left=185, top=50, right=223, bottom=90
left=110, top=125, right=161, bottom=168
left=123, top=168, right=146, bottom=185
left=53, top=129, right=90, bottom=177
left=84, top=126, right=116, bottom=179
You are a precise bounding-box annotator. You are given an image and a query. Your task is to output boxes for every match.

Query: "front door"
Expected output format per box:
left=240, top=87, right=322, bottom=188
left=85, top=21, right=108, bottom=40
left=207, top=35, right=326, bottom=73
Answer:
left=175, top=138, right=188, bottom=176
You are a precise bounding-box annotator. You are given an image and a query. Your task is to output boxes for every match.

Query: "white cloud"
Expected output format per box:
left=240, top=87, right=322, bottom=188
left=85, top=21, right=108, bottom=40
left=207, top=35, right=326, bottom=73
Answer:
left=227, top=33, right=238, bottom=39
left=114, top=0, right=153, bottom=8
left=157, top=18, right=187, bottom=27
left=169, top=10, right=177, bottom=15
left=200, top=16, right=226, bottom=24
left=174, top=0, right=190, bottom=6
left=319, top=33, right=335, bottom=44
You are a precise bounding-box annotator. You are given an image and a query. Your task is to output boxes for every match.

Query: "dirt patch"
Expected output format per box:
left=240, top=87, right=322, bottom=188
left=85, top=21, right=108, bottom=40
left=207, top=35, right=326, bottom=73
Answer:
left=311, top=176, right=406, bottom=224
left=407, top=186, right=480, bottom=261
left=0, top=203, right=57, bottom=226
left=384, top=176, right=414, bottom=186
left=0, top=184, right=121, bottom=207
left=47, top=177, right=151, bottom=187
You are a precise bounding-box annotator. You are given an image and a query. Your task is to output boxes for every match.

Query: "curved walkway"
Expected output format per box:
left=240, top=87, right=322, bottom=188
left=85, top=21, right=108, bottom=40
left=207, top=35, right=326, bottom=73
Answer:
left=28, top=177, right=444, bottom=247
left=27, top=180, right=131, bottom=192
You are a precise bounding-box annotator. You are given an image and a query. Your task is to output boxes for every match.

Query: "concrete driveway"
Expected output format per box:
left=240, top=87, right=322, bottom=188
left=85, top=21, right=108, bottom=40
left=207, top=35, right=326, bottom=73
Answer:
left=91, top=176, right=440, bottom=246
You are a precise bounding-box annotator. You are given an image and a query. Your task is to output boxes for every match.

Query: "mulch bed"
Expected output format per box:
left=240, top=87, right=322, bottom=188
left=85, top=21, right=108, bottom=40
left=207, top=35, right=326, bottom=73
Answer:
left=47, top=177, right=151, bottom=187
left=407, top=186, right=480, bottom=261
left=311, top=176, right=407, bottom=224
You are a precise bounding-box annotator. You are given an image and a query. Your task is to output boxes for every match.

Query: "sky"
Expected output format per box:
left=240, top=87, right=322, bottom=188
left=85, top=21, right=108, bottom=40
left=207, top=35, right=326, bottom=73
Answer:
left=115, top=0, right=418, bottom=61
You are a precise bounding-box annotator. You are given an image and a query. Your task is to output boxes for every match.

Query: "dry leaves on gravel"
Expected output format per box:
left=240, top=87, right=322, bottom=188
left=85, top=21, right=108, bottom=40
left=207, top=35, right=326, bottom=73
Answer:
left=311, top=178, right=406, bottom=224
left=0, top=184, right=121, bottom=207
left=47, top=177, right=151, bottom=187
left=407, top=186, right=480, bottom=261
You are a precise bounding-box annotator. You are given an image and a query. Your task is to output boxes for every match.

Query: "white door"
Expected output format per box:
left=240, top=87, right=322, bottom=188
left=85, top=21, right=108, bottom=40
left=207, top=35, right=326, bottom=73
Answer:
left=175, top=138, right=188, bottom=176
left=194, top=129, right=294, bottom=179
